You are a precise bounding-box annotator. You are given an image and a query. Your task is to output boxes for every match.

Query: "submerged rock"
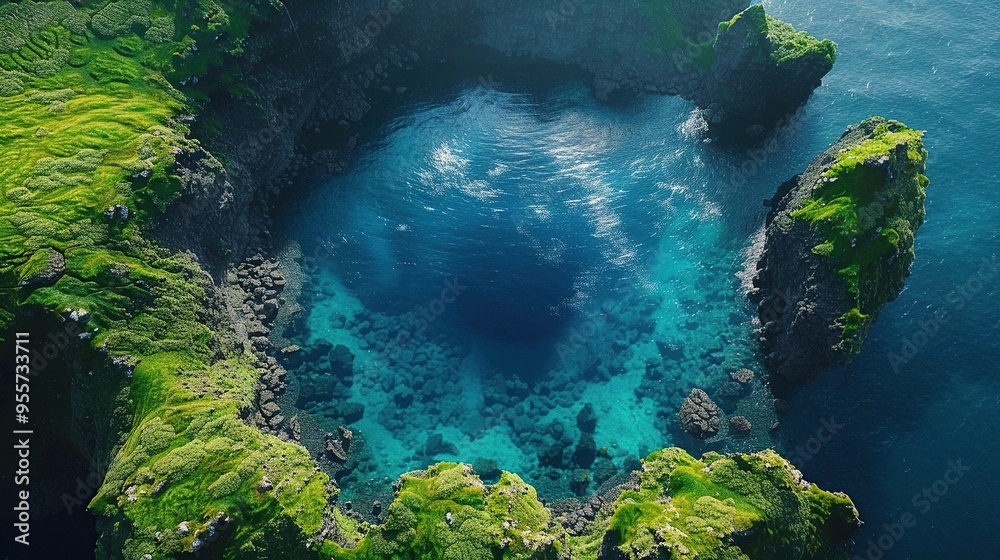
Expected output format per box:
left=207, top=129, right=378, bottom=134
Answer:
left=577, top=402, right=598, bottom=434
left=573, top=432, right=597, bottom=468
left=751, top=117, right=928, bottom=381
left=729, top=368, right=755, bottom=384
left=713, top=381, right=745, bottom=414
left=678, top=388, right=721, bottom=438
left=729, top=415, right=752, bottom=436
left=472, top=458, right=501, bottom=482
left=424, top=433, right=459, bottom=457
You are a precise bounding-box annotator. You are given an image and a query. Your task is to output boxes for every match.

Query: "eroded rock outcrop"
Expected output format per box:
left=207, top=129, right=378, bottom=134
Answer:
left=595, top=448, right=860, bottom=560
left=750, top=117, right=929, bottom=381
left=678, top=388, right=721, bottom=438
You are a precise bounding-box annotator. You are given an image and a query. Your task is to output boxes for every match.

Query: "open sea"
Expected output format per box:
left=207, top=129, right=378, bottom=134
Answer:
left=280, top=1, right=999, bottom=557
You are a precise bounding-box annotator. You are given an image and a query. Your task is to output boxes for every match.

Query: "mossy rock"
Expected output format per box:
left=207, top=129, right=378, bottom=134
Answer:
left=595, top=449, right=859, bottom=560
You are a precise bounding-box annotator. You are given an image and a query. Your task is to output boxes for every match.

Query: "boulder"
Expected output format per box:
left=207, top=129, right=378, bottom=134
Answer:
left=678, top=388, right=721, bottom=438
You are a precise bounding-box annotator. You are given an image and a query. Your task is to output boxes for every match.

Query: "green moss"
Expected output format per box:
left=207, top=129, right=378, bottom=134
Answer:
left=718, top=5, right=836, bottom=71
left=330, top=463, right=564, bottom=560
left=598, top=448, right=859, bottom=560
left=0, top=1, right=332, bottom=558
left=334, top=450, right=857, bottom=560
left=790, top=118, right=927, bottom=347
left=765, top=15, right=836, bottom=67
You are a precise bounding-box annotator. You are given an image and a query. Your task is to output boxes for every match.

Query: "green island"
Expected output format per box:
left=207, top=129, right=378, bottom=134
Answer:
left=716, top=4, right=836, bottom=68
left=0, top=0, right=856, bottom=558
left=790, top=118, right=928, bottom=356
left=751, top=116, right=929, bottom=381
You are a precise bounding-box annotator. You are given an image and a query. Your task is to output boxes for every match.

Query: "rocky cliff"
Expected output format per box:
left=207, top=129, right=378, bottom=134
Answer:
left=750, top=117, right=929, bottom=382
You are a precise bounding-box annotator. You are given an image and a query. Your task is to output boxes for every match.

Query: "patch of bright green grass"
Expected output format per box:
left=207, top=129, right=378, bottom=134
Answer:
left=718, top=5, right=836, bottom=69
left=338, top=449, right=858, bottom=560
left=327, top=463, right=565, bottom=560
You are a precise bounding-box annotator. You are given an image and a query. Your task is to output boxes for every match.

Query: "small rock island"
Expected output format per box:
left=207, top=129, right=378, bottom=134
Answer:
left=751, top=117, right=929, bottom=381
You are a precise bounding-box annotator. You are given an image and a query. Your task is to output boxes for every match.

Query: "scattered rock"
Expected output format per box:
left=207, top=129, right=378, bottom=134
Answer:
left=773, top=398, right=790, bottom=415
left=472, top=458, right=501, bottom=482
left=573, top=432, right=597, bottom=468
left=257, top=476, right=273, bottom=492
left=424, top=433, right=459, bottom=457
left=730, top=368, right=755, bottom=384
left=729, top=416, right=752, bottom=436
left=678, top=388, right=721, bottom=438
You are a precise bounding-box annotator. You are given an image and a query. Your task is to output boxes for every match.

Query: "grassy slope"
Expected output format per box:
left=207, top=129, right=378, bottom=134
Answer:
left=0, top=1, right=330, bottom=558
left=790, top=119, right=927, bottom=351
left=326, top=463, right=565, bottom=560
left=717, top=4, right=836, bottom=67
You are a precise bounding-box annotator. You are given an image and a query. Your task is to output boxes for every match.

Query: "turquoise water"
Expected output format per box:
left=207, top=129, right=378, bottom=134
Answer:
left=282, top=0, right=999, bottom=556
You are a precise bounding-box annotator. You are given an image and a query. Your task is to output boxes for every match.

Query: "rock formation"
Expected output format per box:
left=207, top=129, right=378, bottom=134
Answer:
left=751, top=117, right=929, bottom=381
left=678, top=388, right=721, bottom=438
left=326, top=449, right=860, bottom=560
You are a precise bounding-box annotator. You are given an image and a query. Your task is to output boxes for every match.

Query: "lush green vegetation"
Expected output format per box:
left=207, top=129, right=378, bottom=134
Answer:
left=331, top=451, right=858, bottom=560
left=327, top=463, right=565, bottom=560
left=0, top=1, right=333, bottom=558
left=590, top=448, right=859, bottom=560
left=717, top=4, right=836, bottom=68
left=0, top=2, right=859, bottom=558
left=790, top=118, right=928, bottom=352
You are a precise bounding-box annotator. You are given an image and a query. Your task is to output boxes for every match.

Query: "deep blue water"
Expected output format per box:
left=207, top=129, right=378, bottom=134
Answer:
left=283, top=0, right=999, bottom=557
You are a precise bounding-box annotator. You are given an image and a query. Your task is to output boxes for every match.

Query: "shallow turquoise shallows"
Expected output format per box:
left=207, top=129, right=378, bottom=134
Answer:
left=282, top=0, right=999, bottom=557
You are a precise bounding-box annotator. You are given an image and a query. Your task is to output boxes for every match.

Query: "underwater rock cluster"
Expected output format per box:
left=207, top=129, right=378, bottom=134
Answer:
left=751, top=117, right=929, bottom=381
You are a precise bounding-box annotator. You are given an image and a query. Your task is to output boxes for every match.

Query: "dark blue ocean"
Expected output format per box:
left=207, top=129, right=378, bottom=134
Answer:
left=282, top=1, right=999, bottom=557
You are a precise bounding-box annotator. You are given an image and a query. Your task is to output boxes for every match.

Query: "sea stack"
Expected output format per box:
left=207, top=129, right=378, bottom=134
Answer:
left=751, top=117, right=929, bottom=382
